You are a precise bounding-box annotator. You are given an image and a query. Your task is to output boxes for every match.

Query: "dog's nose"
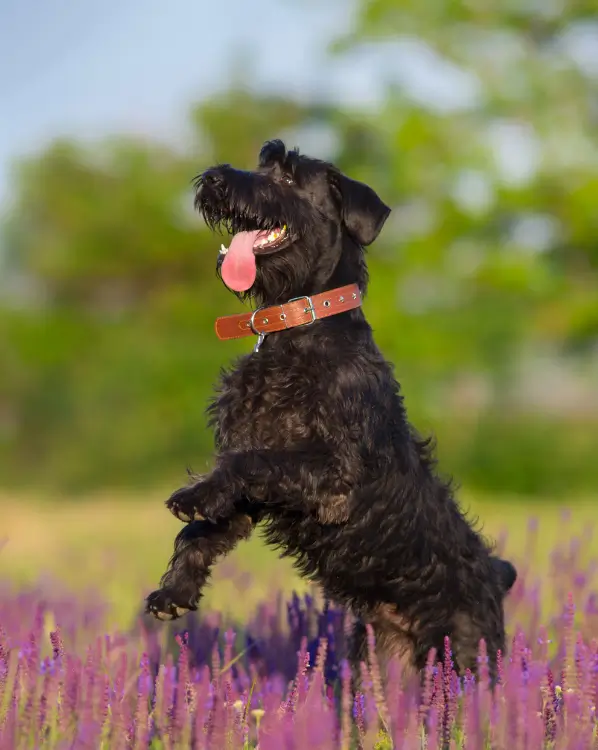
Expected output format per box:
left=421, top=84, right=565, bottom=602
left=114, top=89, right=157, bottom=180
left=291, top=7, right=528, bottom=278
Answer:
left=200, top=169, right=227, bottom=201
left=202, top=170, right=222, bottom=187
left=199, top=169, right=228, bottom=200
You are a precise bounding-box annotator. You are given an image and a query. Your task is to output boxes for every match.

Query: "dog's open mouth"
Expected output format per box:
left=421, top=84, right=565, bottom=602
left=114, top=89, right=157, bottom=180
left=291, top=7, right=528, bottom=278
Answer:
left=252, top=225, right=288, bottom=253
left=219, top=224, right=289, bottom=292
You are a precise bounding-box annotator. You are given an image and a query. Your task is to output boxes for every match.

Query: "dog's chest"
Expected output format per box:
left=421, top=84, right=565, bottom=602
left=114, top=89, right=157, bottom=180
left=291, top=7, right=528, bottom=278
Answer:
left=212, top=354, right=319, bottom=450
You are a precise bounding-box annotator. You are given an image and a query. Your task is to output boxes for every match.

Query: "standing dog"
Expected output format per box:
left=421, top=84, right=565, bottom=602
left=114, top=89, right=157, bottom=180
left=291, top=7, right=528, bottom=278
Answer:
left=145, top=139, right=517, bottom=679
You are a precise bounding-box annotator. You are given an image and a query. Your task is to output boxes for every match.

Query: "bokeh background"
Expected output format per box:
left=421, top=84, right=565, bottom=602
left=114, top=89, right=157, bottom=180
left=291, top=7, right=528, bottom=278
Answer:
left=1, top=0, right=597, bottom=630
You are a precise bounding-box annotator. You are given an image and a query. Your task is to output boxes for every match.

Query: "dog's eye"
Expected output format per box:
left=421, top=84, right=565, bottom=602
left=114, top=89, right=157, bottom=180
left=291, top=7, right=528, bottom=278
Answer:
left=282, top=175, right=294, bottom=185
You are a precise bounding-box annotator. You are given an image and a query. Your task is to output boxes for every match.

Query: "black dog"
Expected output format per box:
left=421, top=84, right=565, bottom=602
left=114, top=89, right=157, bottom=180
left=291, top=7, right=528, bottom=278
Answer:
left=145, top=139, right=517, bottom=680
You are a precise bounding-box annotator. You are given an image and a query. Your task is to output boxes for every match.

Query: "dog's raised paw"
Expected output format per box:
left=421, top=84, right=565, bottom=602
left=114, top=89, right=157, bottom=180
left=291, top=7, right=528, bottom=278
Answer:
left=165, top=481, right=232, bottom=523
left=166, top=487, right=206, bottom=522
left=167, top=500, right=204, bottom=523
left=145, top=589, right=195, bottom=621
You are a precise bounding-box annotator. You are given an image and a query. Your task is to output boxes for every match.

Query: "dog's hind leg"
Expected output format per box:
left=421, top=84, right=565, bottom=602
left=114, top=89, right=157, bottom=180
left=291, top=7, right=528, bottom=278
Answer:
left=349, top=606, right=419, bottom=688
left=347, top=617, right=369, bottom=692
left=145, top=514, right=254, bottom=621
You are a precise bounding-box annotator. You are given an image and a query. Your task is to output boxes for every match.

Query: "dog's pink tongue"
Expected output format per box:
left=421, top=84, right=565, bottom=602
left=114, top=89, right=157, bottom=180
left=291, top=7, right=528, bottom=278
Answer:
left=221, top=231, right=260, bottom=292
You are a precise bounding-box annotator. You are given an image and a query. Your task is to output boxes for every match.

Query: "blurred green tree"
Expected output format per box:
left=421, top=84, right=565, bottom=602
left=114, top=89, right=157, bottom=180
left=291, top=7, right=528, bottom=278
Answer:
left=0, top=95, right=324, bottom=491
left=1, top=2, right=597, bottom=497
left=331, top=0, right=598, bottom=355
left=328, top=0, right=598, bottom=494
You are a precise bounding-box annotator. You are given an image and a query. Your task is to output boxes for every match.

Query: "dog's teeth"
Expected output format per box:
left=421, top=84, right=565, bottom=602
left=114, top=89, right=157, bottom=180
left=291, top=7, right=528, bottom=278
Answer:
left=220, top=244, right=228, bottom=255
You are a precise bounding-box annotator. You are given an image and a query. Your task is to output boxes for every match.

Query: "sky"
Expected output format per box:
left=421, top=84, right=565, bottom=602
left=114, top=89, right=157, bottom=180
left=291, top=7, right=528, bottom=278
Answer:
left=0, top=0, right=367, bottom=207
left=3, top=1, right=594, bottom=213
left=0, top=0, right=486, bottom=211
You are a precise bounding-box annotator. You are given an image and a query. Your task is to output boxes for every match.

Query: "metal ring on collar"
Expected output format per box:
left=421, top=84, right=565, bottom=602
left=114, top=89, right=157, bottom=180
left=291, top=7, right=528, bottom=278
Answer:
left=249, top=306, right=266, bottom=336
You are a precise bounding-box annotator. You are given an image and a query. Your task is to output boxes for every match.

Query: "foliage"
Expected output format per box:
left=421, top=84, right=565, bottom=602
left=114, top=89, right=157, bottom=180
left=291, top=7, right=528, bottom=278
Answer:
left=332, top=0, right=598, bottom=353
left=0, top=2, right=597, bottom=495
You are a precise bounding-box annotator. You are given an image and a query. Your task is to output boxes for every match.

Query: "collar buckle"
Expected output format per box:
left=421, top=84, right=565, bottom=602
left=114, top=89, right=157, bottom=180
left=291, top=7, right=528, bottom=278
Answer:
left=288, top=295, right=317, bottom=327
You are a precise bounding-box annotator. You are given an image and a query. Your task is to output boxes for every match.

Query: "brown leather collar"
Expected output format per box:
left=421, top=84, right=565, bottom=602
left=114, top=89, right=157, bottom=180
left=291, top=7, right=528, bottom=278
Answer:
left=215, top=283, right=362, bottom=346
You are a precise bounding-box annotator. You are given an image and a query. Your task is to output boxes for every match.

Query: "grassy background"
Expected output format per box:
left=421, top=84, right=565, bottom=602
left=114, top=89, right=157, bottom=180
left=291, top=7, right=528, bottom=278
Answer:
left=1, top=491, right=596, bottom=631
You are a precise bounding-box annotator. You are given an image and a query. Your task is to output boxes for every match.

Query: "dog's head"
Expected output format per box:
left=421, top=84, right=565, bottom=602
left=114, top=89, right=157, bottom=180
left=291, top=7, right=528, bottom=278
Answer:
left=194, top=139, right=390, bottom=305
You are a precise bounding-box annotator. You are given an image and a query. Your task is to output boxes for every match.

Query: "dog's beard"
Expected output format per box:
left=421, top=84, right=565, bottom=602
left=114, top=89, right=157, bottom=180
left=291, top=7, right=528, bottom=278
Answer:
left=200, top=202, right=284, bottom=238
left=215, top=240, right=313, bottom=307
left=251, top=249, right=314, bottom=306
left=194, top=170, right=345, bottom=305
left=209, top=209, right=347, bottom=306
left=196, top=183, right=305, bottom=297
left=199, top=198, right=313, bottom=302
left=194, top=170, right=311, bottom=237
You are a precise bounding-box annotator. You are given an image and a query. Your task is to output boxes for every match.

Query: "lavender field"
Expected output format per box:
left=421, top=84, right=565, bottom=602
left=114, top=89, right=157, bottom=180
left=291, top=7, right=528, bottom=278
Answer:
left=1, top=507, right=597, bottom=749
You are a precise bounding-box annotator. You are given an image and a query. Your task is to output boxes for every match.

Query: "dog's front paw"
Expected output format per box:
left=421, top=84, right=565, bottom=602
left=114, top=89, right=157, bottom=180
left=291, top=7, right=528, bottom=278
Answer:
left=167, top=487, right=202, bottom=522
left=166, top=480, right=233, bottom=523
left=145, top=588, right=197, bottom=621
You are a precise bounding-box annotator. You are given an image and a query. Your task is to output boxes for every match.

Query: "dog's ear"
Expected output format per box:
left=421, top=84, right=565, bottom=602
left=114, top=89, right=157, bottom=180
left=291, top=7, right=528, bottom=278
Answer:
left=259, top=140, right=287, bottom=168
left=331, top=171, right=391, bottom=246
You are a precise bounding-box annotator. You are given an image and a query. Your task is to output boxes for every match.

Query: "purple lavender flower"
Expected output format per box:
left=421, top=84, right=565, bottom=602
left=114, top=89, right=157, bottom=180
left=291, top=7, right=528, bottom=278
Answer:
left=1, top=526, right=598, bottom=748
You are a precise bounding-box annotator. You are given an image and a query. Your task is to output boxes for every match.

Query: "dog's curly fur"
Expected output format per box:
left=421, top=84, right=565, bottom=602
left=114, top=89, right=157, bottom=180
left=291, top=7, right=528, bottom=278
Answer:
left=145, top=139, right=517, bottom=680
